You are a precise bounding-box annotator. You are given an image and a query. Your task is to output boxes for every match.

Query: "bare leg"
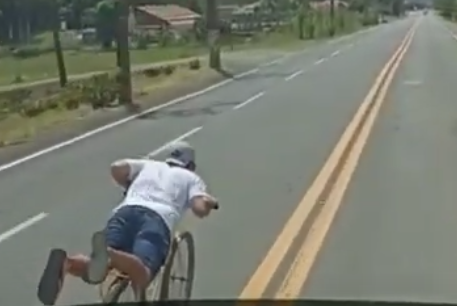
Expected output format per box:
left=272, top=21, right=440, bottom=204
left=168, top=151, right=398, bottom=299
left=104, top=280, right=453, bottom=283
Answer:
left=85, top=231, right=152, bottom=300
left=65, top=254, right=90, bottom=277
left=107, top=247, right=151, bottom=295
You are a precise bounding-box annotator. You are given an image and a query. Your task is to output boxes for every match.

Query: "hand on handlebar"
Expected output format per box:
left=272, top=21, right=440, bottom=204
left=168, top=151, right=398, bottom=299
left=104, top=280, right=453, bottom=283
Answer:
left=204, top=195, right=219, bottom=210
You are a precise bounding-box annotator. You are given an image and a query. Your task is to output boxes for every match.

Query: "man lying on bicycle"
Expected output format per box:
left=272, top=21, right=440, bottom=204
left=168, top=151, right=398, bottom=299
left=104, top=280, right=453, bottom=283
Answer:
left=37, top=141, right=219, bottom=306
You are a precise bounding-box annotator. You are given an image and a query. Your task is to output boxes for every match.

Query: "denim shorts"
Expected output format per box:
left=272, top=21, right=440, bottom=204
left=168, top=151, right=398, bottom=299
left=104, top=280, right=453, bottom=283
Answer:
left=105, top=205, right=171, bottom=275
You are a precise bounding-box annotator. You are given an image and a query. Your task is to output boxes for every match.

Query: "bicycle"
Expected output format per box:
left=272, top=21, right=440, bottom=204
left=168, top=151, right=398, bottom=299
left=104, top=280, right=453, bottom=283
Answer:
left=98, top=201, right=219, bottom=303
left=98, top=230, right=195, bottom=303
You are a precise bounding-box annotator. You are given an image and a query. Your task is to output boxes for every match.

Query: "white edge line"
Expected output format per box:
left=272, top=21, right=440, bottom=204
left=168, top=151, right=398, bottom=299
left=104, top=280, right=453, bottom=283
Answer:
left=0, top=212, right=48, bottom=243
left=146, top=127, right=203, bottom=158
left=326, top=26, right=372, bottom=44
left=314, top=58, right=326, bottom=65
left=262, top=56, right=287, bottom=67
left=331, top=50, right=341, bottom=57
left=443, top=23, right=457, bottom=40
left=0, top=23, right=381, bottom=174
left=0, top=65, right=263, bottom=173
left=0, top=127, right=203, bottom=243
left=234, top=92, right=265, bottom=110
left=285, top=70, right=304, bottom=81
left=234, top=68, right=259, bottom=79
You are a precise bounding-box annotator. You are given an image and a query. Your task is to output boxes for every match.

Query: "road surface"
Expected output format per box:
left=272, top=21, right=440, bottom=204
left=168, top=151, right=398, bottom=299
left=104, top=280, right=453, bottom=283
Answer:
left=0, top=13, right=452, bottom=306
left=304, top=15, right=457, bottom=303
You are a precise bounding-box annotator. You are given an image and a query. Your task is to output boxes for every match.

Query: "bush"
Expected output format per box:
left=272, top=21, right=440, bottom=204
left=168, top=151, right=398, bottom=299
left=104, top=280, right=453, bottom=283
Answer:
left=12, top=75, right=25, bottom=84
left=11, top=46, right=52, bottom=59
left=0, top=88, right=32, bottom=113
left=79, top=74, right=118, bottom=109
left=188, top=59, right=201, bottom=70
left=143, top=67, right=162, bottom=78
left=0, top=72, right=119, bottom=117
left=162, top=65, right=175, bottom=75
left=20, top=99, right=47, bottom=117
left=42, top=95, right=60, bottom=110
left=58, top=86, right=83, bottom=110
left=136, top=35, right=149, bottom=50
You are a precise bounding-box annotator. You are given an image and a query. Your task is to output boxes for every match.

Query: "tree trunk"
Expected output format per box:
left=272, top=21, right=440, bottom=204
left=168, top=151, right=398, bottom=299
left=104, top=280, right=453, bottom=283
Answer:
left=298, top=13, right=305, bottom=40
left=206, top=0, right=221, bottom=70
left=114, top=1, right=122, bottom=67
left=52, top=4, right=67, bottom=87
left=116, top=0, right=133, bottom=107
left=329, top=0, right=335, bottom=36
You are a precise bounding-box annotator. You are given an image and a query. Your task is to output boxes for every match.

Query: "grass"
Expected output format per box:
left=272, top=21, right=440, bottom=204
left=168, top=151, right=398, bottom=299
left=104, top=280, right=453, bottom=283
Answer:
left=0, top=45, right=205, bottom=86
left=134, top=64, right=214, bottom=96
left=0, top=21, right=362, bottom=86
left=0, top=16, right=370, bottom=146
left=225, top=31, right=317, bottom=52
left=0, top=65, right=213, bottom=146
left=0, top=105, right=93, bottom=146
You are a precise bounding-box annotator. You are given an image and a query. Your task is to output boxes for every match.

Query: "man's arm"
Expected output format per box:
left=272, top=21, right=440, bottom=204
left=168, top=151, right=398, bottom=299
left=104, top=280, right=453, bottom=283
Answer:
left=188, top=175, right=218, bottom=218
left=110, top=159, right=147, bottom=189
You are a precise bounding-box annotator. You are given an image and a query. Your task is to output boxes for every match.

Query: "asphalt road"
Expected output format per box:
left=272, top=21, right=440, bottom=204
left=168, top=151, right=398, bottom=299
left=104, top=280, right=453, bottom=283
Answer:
left=304, top=15, right=457, bottom=303
left=0, top=13, right=447, bottom=306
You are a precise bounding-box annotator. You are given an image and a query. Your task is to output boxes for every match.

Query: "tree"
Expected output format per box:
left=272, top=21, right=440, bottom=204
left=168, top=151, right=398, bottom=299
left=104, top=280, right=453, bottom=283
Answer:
left=51, top=1, right=67, bottom=87
left=95, top=0, right=117, bottom=48
left=206, top=0, right=221, bottom=69
left=435, top=0, right=456, bottom=18
left=291, top=0, right=310, bottom=40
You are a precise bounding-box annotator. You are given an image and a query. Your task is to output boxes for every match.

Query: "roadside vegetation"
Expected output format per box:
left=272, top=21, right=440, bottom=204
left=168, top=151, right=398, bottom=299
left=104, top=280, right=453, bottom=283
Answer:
left=0, top=0, right=404, bottom=147
left=435, top=0, right=457, bottom=19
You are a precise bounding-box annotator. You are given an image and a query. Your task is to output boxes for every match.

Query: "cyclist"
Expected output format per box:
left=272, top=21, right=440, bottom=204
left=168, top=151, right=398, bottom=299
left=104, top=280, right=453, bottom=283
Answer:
left=37, top=141, right=219, bottom=306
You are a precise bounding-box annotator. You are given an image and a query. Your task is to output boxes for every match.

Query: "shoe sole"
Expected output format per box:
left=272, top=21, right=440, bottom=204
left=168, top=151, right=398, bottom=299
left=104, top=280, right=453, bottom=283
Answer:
left=37, top=248, right=66, bottom=306
left=83, top=230, right=110, bottom=285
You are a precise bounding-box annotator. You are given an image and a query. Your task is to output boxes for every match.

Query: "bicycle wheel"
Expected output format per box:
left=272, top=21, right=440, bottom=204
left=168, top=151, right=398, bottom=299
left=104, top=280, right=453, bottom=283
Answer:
left=101, top=275, right=130, bottom=303
left=101, top=273, right=164, bottom=303
left=160, top=231, right=196, bottom=300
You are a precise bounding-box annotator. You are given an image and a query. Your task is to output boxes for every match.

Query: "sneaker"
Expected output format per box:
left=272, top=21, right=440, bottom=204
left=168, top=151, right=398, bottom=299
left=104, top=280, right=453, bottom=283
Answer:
left=37, top=248, right=66, bottom=306
left=82, top=230, right=110, bottom=285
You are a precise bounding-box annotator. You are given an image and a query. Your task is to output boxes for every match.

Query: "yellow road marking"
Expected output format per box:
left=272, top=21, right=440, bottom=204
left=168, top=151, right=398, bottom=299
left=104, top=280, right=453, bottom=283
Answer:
left=238, top=21, right=418, bottom=300
left=275, top=24, right=418, bottom=299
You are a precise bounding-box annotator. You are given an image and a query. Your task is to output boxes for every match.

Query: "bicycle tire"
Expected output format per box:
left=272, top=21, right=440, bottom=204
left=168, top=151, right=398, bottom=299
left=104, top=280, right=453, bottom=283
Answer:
left=102, top=274, right=164, bottom=303
left=102, top=276, right=130, bottom=304
left=160, top=231, right=196, bottom=300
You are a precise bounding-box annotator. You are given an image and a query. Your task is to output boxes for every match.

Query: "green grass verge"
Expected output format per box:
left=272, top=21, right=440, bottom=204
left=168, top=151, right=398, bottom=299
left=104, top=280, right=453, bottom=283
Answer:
left=0, top=46, right=205, bottom=86
left=0, top=18, right=368, bottom=86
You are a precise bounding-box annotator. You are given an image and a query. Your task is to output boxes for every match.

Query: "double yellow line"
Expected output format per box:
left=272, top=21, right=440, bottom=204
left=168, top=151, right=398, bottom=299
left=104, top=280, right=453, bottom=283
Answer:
left=239, top=21, right=419, bottom=300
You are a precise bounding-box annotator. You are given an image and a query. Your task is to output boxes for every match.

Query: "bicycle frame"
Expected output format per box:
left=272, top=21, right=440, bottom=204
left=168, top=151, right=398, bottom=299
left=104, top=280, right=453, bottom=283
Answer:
left=97, top=231, right=178, bottom=301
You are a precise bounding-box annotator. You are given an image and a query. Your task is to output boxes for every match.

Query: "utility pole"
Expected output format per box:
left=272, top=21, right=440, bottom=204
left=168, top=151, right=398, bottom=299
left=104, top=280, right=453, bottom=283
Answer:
left=52, top=2, right=67, bottom=87
left=206, top=0, right=221, bottom=69
left=116, top=0, right=133, bottom=107
left=329, top=0, right=335, bottom=36
left=114, top=0, right=121, bottom=67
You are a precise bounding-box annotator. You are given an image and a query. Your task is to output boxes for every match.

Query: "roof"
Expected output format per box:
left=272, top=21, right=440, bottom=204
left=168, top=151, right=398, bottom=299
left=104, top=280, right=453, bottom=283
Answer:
left=310, top=0, right=349, bottom=9
left=233, top=1, right=262, bottom=15
left=135, top=5, right=201, bottom=23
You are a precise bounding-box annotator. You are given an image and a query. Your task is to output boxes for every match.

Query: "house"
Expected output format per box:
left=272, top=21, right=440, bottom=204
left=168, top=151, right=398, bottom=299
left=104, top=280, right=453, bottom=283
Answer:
left=218, top=5, right=239, bottom=22
left=131, top=5, right=201, bottom=32
left=310, top=0, right=349, bottom=10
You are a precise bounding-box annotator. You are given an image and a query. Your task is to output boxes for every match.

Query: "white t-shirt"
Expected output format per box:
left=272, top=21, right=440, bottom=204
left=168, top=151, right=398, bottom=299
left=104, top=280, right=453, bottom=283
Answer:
left=114, top=159, right=208, bottom=231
